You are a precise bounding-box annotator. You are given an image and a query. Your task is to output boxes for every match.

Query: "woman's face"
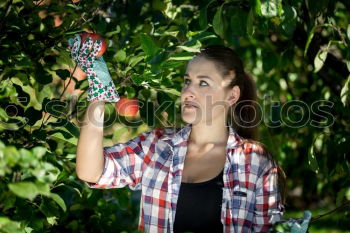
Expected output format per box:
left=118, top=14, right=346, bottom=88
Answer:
left=180, top=56, right=238, bottom=125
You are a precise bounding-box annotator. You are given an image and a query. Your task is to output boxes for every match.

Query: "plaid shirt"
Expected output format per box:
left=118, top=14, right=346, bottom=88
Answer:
left=86, top=123, right=285, bottom=232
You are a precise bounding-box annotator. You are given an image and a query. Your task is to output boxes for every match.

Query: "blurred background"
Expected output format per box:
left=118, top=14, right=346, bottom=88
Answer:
left=0, top=0, right=349, bottom=232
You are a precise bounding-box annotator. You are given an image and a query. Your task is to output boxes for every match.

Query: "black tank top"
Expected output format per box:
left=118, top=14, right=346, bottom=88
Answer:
left=173, top=170, right=224, bottom=233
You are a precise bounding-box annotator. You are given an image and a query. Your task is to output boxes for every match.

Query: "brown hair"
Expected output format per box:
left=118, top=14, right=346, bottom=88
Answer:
left=195, top=45, right=286, bottom=204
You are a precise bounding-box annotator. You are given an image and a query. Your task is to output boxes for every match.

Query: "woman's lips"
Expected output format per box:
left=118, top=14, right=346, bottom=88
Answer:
left=183, top=101, right=199, bottom=109
left=184, top=105, right=197, bottom=109
left=183, top=104, right=199, bottom=111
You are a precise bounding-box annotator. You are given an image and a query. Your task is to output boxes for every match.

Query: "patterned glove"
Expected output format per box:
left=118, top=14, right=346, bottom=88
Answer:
left=68, top=34, right=120, bottom=102
left=290, top=210, right=312, bottom=233
left=271, top=210, right=312, bottom=233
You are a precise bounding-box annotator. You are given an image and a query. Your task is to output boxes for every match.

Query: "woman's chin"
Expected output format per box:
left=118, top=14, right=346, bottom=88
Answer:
left=181, top=114, right=200, bottom=124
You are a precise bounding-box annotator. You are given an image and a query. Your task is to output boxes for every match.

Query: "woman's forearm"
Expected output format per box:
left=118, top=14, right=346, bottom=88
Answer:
left=76, top=100, right=106, bottom=183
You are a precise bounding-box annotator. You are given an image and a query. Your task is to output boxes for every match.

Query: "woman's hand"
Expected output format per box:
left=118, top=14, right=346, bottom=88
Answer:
left=290, top=210, right=312, bottom=233
left=68, top=34, right=120, bottom=102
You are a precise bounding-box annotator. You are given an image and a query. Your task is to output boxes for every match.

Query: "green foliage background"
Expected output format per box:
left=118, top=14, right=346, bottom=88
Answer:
left=0, top=0, right=349, bottom=232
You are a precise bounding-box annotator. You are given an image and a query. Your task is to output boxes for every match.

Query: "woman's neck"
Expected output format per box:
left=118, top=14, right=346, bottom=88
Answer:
left=189, top=122, right=229, bottom=147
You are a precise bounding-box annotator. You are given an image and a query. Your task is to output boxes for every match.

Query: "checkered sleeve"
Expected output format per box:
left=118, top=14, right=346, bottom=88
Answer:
left=253, top=158, right=285, bottom=232
left=85, top=129, right=159, bottom=191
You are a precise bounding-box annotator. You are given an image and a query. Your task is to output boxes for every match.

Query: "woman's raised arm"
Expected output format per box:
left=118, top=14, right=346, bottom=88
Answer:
left=76, top=100, right=106, bottom=183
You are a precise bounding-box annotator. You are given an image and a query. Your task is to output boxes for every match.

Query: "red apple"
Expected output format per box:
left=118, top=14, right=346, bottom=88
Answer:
left=53, top=14, right=63, bottom=27
left=80, top=33, right=107, bottom=57
left=115, top=97, right=139, bottom=117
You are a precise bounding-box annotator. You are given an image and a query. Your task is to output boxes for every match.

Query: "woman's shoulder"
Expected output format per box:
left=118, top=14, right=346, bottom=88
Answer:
left=236, top=139, right=269, bottom=155
left=235, top=138, right=275, bottom=168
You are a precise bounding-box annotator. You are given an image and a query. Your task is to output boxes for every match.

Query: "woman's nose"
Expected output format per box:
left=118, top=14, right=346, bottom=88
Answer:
left=181, top=84, right=196, bottom=99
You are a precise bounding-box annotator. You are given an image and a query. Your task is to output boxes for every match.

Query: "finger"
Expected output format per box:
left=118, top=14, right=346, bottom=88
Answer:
left=69, top=35, right=81, bottom=59
left=90, top=40, right=102, bottom=58
left=79, top=37, right=94, bottom=58
left=68, top=34, right=80, bottom=49
left=85, top=40, right=102, bottom=64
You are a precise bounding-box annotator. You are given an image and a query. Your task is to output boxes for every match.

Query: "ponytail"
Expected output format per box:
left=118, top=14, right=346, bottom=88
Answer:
left=227, top=72, right=259, bottom=140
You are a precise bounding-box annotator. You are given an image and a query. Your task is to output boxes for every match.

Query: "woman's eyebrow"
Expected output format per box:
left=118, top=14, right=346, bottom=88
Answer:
left=184, top=73, right=213, bottom=80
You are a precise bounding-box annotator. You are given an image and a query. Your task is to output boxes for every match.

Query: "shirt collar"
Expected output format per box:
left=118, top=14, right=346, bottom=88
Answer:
left=160, top=123, right=242, bottom=148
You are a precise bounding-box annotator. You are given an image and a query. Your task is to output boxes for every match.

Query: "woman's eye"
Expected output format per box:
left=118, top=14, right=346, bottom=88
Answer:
left=199, top=80, right=208, bottom=86
left=183, top=79, right=208, bottom=86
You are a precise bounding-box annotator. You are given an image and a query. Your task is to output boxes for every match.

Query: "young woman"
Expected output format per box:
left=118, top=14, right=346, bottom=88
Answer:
left=70, top=35, right=286, bottom=233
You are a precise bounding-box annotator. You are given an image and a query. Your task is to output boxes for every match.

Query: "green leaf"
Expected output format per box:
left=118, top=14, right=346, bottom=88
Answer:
left=247, top=9, right=255, bottom=37
left=50, top=132, right=77, bottom=145
left=185, top=32, right=217, bottom=45
left=8, top=182, right=39, bottom=200
left=131, top=74, right=145, bottom=85
left=0, top=107, right=9, bottom=121
left=128, top=55, right=144, bottom=67
left=24, top=106, right=42, bottom=126
left=308, top=145, right=319, bottom=173
left=161, top=61, right=184, bottom=69
left=64, top=121, right=80, bottom=138
left=49, top=193, right=66, bottom=212
left=35, top=71, right=53, bottom=85
left=46, top=216, right=58, bottom=226
left=280, top=5, right=297, bottom=37
left=152, top=0, right=167, bottom=11
left=56, top=48, right=75, bottom=67
left=139, top=34, right=159, bottom=56
left=336, top=188, right=345, bottom=206
left=0, top=217, right=22, bottom=233
left=162, top=88, right=181, bottom=97
left=261, top=0, right=282, bottom=17
left=16, top=56, right=33, bottom=68
left=35, top=182, right=51, bottom=196
left=12, top=83, right=30, bottom=106
left=252, top=0, right=262, bottom=16
left=177, top=40, right=201, bottom=53
left=46, top=129, right=73, bottom=139
left=18, top=148, right=36, bottom=168
left=212, top=6, right=224, bottom=37
left=199, top=0, right=215, bottom=29
left=114, top=50, right=127, bottom=62
left=55, top=69, right=70, bottom=80
left=47, top=119, right=79, bottom=138
left=148, top=50, right=169, bottom=65
left=304, top=26, right=316, bottom=57
left=42, top=98, right=67, bottom=118
left=314, top=49, right=328, bottom=73
left=230, top=10, right=248, bottom=36
left=347, top=24, right=350, bottom=40
left=346, top=187, right=350, bottom=201
left=168, top=52, right=194, bottom=61
left=2, top=146, right=20, bottom=167
left=125, top=86, right=136, bottom=98
left=32, top=146, right=47, bottom=159
left=341, top=75, right=350, bottom=106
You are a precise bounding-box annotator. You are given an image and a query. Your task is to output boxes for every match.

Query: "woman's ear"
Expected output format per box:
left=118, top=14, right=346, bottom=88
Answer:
left=227, top=85, right=240, bottom=106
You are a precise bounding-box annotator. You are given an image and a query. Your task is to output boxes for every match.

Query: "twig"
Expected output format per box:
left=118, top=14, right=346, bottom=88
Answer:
left=310, top=200, right=350, bottom=223
left=38, top=64, right=78, bottom=130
